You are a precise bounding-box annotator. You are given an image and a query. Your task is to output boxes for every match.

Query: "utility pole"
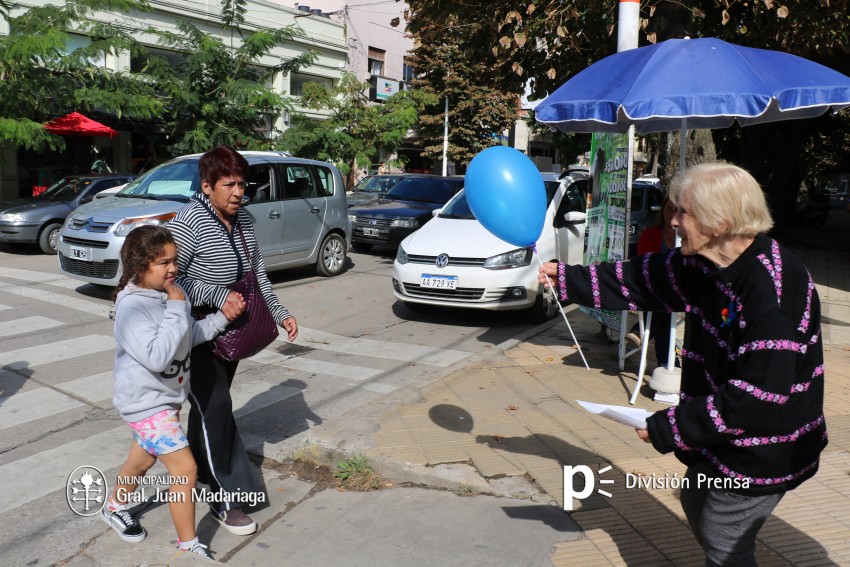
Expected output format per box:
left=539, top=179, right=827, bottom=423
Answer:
left=441, top=96, right=449, bottom=176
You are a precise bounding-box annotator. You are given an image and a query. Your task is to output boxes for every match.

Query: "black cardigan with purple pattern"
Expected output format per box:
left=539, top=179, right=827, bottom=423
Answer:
left=555, top=234, right=826, bottom=494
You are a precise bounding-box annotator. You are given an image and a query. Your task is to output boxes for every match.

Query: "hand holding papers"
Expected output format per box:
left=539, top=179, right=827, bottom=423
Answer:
left=577, top=400, right=654, bottom=429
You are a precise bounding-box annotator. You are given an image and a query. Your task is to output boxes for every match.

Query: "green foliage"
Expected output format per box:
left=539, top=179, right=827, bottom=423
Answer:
left=142, top=0, right=316, bottom=156
left=405, top=0, right=850, bottom=221
left=334, top=453, right=382, bottom=491
left=0, top=0, right=162, bottom=152
left=409, top=25, right=519, bottom=171
left=276, top=72, right=422, bottom=187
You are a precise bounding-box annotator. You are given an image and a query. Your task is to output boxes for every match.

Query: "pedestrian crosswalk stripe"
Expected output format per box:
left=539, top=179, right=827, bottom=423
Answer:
left=55, top=371, right=113, bottom=405
left=0, top=316, right=63, bottom=338
left=0, top=378, right=313, bottom=514
left=361, top=383, right=397, bottom=394
left=0, top=335, right=114, bottom=369
left=0, top=281, right=112, bottom=319
left=0, top=387, right=83, bottom=429
left=0, top=426, right=129, bottom=514
left=251, top=349, right=383, bottom=380
left=231, top=380, right=305, bottom=418
left=292, top=327, right=471, bottom=368
left=0, top=267, right=83, bottom=287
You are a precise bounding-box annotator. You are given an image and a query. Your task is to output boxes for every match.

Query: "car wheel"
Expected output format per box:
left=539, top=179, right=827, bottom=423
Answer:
left=527, top=285, right=559, bottom=324
left=38, top=223, right=62, bottom=255
left=351, top=242, right=373, bottom=253
left=316, top=233, right=346, bottom=277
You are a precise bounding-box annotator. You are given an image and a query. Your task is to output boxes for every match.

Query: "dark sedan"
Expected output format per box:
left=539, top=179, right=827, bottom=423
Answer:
left=347, top=175, right=464, bottom=252
left=347, top=174, right=406, bottom=208
left=0, top=174, right=134, bottom=254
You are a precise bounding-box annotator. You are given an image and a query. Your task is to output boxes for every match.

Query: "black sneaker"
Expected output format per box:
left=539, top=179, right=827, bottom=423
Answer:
left=100, top=507, right=146, bottom=542
left=210, top=507, right=257, bottom=535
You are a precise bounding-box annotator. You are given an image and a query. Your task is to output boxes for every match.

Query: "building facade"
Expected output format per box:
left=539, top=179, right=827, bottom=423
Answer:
left=0, top=0, right=347, bottom=200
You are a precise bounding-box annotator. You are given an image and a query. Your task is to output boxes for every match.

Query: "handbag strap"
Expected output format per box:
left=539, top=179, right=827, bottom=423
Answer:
left=235, top=223, right=253, bottom=278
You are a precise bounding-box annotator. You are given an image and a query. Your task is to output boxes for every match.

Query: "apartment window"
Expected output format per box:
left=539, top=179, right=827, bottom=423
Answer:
left=368, top=47, right=385, bottom=77
left=290, top=73, right=333, bottom=96
left=402, top=59, right=415, bottom=83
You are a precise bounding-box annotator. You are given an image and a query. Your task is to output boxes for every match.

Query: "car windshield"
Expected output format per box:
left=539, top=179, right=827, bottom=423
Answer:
left=352, top=175, right=404, bottom=194
left=384, top=178, right=462, bottom=204
left=120, top=159, right=199, bottom=202
left=39, top=177, right=93, bottom=201
left=440, top=180, right=559, bottom=220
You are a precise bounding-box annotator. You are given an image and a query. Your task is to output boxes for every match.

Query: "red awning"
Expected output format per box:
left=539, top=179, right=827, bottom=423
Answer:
left=45, top=112, right=119, bottom=137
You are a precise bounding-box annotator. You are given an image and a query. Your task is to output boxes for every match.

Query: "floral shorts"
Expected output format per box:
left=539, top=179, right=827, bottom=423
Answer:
left=128, top=408, right=189, bottom=456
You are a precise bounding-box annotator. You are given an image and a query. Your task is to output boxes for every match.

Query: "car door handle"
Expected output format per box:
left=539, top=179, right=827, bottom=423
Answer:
left=310, top=207, right=320, bottom=214
left=268, top=210, right=281, bottom=219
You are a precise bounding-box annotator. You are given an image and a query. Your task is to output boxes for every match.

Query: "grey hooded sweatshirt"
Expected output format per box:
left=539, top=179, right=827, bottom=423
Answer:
left=113, top=283, right=229, bottom=422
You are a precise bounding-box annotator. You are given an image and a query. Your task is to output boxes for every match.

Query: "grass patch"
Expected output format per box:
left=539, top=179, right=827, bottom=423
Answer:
left=454, top=484, right=477, bottom=496
left=334, top=454, right=385, bottom=491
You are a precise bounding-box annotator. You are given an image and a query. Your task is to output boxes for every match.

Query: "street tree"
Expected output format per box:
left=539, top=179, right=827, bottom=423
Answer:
left=404, top=0, right=850, bottom=225
left=409, top=26, right=519, bottom=172
left=0, top=0, right=162, bottom=152
left=276, top=72, right=422, bottom=188
left=142, top=0, right=315, bottom=156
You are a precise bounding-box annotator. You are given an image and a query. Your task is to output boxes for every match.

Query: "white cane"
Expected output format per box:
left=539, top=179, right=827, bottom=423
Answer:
left=534, top=250, right=590, bottom=370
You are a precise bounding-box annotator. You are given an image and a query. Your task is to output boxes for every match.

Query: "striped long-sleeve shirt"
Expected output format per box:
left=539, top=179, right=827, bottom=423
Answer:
left=168, top=193, right=292, bottom=324
left=555, top=234, right=825, bottom=495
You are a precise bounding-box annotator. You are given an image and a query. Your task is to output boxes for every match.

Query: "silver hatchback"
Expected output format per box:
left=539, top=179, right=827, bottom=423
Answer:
left=57, top=151, right=350, bottom=285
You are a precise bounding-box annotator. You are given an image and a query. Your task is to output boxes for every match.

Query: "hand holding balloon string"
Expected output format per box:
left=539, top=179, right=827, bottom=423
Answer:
left=465, top=146, right=589, bottom=370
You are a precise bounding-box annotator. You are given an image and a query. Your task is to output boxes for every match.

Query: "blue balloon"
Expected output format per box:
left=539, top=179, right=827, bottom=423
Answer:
left=465, top=146, right=547, bottom=248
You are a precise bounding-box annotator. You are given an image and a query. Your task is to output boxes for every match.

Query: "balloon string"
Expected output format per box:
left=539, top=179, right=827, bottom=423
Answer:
left=534, top=251, right=590, bottom=371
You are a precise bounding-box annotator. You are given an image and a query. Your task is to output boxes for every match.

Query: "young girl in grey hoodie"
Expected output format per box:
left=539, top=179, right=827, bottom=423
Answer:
left=101, top=225, right=244, bottom=558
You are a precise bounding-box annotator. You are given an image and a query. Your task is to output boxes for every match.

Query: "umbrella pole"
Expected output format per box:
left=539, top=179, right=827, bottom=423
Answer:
left=665, top=119, right=687, bottom=372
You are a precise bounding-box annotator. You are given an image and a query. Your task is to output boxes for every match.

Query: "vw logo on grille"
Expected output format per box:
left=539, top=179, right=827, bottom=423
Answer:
left=369, top=219, right=378, bottom=225
left=435, top=253, right=450, bottom=268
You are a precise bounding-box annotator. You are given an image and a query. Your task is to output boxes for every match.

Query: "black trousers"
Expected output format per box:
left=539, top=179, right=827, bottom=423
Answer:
left=187, top=343, right=263, bottom=511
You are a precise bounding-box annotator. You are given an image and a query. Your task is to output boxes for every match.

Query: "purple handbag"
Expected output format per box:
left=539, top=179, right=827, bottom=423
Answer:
left=210, top=229, right=279, bottom=361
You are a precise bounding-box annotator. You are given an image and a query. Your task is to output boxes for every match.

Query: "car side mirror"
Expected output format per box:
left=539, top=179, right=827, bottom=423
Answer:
left=431, top=208, right=443, bottom=217
left=562, top=211, right=587, bottom=225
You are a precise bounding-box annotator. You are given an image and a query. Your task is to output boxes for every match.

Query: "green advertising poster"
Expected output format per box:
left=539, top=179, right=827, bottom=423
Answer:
left=581, top=132, right=630, bottom=330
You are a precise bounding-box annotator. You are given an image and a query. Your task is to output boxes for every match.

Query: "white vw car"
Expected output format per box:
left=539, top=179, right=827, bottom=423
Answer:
left=392, top=172, right=589, bottom=322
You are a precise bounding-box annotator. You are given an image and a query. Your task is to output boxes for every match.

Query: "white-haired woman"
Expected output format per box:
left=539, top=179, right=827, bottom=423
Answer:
left=540, top=163, right=826, bottom=567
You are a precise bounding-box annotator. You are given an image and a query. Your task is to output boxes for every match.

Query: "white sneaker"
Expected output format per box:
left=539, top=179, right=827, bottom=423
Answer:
left=100, top=507, right=146, bottom=542
left=179, top=540, right=211, bottom=558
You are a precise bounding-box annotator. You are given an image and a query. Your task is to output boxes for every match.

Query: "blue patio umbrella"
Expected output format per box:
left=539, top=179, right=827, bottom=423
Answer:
left=535, top=37, right=850, bottom=396
left=535, top=37, right=850, bottom=134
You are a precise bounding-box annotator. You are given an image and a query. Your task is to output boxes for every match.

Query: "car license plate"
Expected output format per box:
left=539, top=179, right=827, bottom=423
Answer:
left=69, top=245, right=89, bottom=261
left=363, top=227, right=380, bottom=237
left=420, top=274, right=458, bottom=289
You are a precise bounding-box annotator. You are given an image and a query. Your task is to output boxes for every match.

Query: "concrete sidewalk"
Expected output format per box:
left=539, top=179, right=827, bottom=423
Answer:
left=298, top=218, right=850, bottom=566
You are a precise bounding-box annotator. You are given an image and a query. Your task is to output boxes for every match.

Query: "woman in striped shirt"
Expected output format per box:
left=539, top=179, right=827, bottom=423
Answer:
left=169, top=145, right=298, bottom=536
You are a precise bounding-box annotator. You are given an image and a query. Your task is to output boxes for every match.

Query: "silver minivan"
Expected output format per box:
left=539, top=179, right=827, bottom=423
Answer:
left=57, top=151, right=350, bottom=286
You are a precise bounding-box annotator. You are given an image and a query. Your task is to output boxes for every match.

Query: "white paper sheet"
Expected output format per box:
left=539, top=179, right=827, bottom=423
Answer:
left=576, top=400, right=654, bottom=429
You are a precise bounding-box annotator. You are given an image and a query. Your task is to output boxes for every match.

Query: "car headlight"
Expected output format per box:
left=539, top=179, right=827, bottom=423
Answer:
left=396, top=246, right=409, bottom=265
left=483, top=247, right=532, bottom=270
left=391, top=218, right=419, bottom=229
left=0, top=213, right=26, bottom=222
left=347, top=214, right=357, bottom=223
left=114, top=213, right=177, bottom=236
